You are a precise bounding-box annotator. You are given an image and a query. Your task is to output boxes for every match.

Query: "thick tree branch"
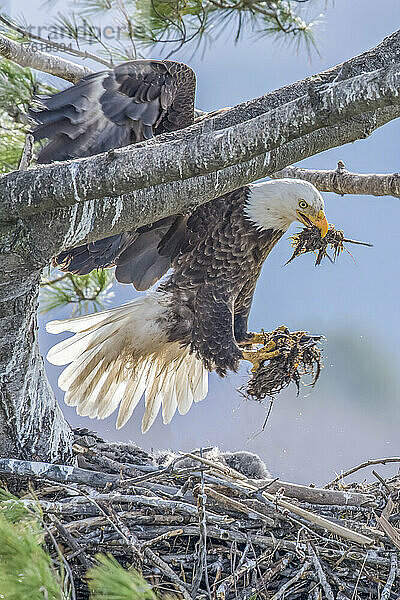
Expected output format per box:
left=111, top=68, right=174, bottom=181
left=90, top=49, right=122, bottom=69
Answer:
left=22, top=104, right=399, bottom=264
left=271, top=162, right=400, bottom=198
left=0, top=32, right=91, bottom=83
left=1, top=62, right=400, bottom=222
left=154, top=29, right=400, bottom=138
left=0, top=30, right=399, bottom=266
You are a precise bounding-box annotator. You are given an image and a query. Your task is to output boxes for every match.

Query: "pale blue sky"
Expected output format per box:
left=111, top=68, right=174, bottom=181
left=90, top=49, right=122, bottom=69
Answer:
left=9, top=0, right=400, bottom=483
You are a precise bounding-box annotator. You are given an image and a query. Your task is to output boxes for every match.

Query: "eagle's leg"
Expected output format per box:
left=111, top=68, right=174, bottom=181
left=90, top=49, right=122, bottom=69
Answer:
left=242, top=340, right=280, bottom=373
left=240, top=326, right=289, bottom=347
left=245, top=330, right=269, bottom=345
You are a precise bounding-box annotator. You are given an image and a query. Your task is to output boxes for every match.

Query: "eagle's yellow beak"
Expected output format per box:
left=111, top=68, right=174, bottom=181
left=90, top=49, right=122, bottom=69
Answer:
left=297, top=209, right=329, bottom=238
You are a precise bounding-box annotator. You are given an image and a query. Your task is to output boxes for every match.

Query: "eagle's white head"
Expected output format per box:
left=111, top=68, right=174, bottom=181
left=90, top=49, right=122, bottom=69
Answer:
left=245, top=178, right=328, bottom=237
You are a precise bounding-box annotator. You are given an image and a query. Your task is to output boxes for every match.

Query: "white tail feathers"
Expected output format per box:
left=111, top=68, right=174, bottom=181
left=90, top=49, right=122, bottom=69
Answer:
left=46, top=294, right=208, bottom=432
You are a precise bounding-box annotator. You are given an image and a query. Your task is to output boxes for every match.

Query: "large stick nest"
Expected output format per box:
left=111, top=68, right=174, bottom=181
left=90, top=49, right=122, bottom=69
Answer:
left=1, top=432, right=399, bottom=600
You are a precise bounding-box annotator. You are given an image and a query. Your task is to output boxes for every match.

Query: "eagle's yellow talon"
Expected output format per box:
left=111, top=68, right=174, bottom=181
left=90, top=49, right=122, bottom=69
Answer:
left=247, top=331, right=267, bottom=345
left=242, top=347, right=280, bottom=372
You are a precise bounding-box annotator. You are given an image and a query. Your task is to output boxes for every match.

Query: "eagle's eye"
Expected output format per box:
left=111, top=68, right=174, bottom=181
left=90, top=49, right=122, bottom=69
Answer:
left=298, top=200, right=309, bottom=210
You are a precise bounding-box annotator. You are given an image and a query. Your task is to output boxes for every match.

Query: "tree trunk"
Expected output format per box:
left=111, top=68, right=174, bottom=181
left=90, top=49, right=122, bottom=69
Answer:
left=0, top=223, right=72, bottom=462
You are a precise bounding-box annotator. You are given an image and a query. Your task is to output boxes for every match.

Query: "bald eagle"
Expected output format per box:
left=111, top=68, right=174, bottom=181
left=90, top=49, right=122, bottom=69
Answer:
left=32, top=60, right=329, bottom=432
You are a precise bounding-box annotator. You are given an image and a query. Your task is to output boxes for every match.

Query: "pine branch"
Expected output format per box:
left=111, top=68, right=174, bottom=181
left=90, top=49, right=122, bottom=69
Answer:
left=0, top=30, right=91, bottom=83
left=0, top=52, right=399, bottom=252
left=40, top=270, right=114, bottom=315
left=0, top=14, right=111, bottom=68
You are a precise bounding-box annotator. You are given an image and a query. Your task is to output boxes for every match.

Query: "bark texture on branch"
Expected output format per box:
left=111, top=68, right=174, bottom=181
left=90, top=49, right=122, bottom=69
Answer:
left=16, top=104, right=397, bottom=266
left=2, top=61, right=400, bottom=224
left=0, top=32, right=90, bottom=83
left=271, top=163, right=400, bottom=197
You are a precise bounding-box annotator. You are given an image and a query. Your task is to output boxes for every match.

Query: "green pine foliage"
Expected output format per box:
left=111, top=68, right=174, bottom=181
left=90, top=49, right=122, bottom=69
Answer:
left=40, top=269, right=115, bottom=315
left=87, top=554, right=157, bottom=600
left=0, top=489, right=66, bottom=600
left=0, top=57, right=38, bottom=108
left=0, top=57, right=58, bottom=173
left=0, top=55, right=58, bottom=117
left=0, top=488, right=174, bottom=600
left=0, top=114, right=26, bottom=173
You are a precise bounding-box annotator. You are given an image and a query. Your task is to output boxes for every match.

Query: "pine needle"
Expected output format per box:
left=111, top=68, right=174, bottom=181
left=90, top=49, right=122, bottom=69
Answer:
left=87, top=554, right=157, bottom=600
left=0, top=491, right=64, bottom=600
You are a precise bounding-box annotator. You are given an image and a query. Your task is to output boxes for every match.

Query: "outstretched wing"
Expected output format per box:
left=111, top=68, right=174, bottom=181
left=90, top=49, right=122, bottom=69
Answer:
left=54, top=214, right=189, bottom=291
left=33, top=60, right=195, bottom=289
left=31, top=59, right=196, bottom=162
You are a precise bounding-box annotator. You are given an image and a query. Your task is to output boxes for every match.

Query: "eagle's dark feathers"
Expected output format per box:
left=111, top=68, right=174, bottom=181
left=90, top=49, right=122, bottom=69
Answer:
left=31, top=60, right=196, bottom=292
left=39, top=59, right=323, bottom=432
left=32, top=60, right=195, bottom=162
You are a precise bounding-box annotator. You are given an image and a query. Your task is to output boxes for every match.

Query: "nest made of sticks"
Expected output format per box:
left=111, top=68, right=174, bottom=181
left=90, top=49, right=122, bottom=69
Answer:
left=1, top=433, right=399, bottom=600
left=287, top=225, right=372, bottom=266
left=244, top=327, right=323, bottom=401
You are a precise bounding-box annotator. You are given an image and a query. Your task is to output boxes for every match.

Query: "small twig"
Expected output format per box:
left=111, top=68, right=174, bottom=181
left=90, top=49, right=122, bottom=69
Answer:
left=381, top=497, right=395, bottom=520
left=144, top=547, right=192, bottom=600
left=0, top=14, right=111, bottom=67
left=141, top=528, right=183, bottom=550
left=308, top=544, right=335, bottom=600
left=325, top=457, right=400, bottom=488
left=380, top=552, right=398, bottom=600
left=269, top=560, right=311, bottom=600
left=40, top=274, right=70, bottom=287
left=351, top=552, right=368, bottom=600
left=203, top=485, right=275, bottom=527
left=48, top=515, right=92, bottom=569
left=372, top=469, right=392, bottom=494
left=43, top=521, right=77, bottom=600
left=271, top=163, right=400, bottom=199
left=376, top=514, right=400, bottom=550
left=192, top=448, right=211, bottom=598
left=216, top=556, right=257, bottom=599
left=342, top=238, right=373, bottom=247
left=56, top=482, right=137, bottom=553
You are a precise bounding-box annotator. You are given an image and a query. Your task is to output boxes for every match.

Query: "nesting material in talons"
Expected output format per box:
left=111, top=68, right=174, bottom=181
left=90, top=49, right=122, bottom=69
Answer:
left=287, top=225, right=372, bottom=266
left=243, top=327, right=323, bottom=401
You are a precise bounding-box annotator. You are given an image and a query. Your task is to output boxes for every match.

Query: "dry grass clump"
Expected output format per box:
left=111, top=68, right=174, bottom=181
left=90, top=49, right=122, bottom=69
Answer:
left=287, top=225, right=372, bottom=265
left=244, top=327, right=323, bottom=401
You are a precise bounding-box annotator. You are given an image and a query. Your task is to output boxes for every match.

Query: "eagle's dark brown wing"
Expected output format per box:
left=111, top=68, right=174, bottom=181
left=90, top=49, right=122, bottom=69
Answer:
left=33, top=60, right=195, bottom=289
left=55, top=215, right=188, bottom=291
left=31, top=59, right=196, bottom=162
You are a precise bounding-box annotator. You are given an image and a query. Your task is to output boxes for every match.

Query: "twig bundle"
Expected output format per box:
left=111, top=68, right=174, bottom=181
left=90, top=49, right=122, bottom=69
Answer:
left=287, top=225, right=372, bottom=265
left=0, top=433, right=399, bottom=600
left=244, top=327, right=323, bottom=401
